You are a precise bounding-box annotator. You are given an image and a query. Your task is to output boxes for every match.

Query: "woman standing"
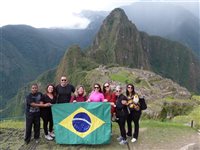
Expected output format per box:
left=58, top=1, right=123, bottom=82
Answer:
left=102, top=82, right=116, bottom=118
left=115, top=85, right=128, bottom=145
left=102, top=82, right=116, bottom=135
left=40, top=84, right=56, bottom=141
left=126, top=84, right=147, bottom=143
left=70, top=85, right=87, bottom=102
left=87, top=83, right=105, bottom=102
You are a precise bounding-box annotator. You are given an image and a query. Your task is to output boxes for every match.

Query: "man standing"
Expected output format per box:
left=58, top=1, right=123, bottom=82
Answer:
left=24, top=84, right=51, bottom=144
left=56, top=76, right=75, bottom=103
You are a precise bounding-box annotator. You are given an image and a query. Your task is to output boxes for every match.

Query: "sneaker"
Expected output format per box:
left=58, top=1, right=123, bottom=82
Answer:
left=35, top=139, right=39, bottom=144
left=117, top=136, right=123, bottom=142
left=111, top=115, right=119, bottom=122
left=49, top=132, right=55, bottom=138
left=131, top=138, right=137, bottom=143
left=119, top=139, right=128, bottom=145
left=45, top=135, right=53, bottom=141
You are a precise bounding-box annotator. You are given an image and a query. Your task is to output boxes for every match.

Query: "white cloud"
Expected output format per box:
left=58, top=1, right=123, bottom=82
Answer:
left=2, top=0, right=196, bottom=28
left=0, top=0, right=134, bottom=28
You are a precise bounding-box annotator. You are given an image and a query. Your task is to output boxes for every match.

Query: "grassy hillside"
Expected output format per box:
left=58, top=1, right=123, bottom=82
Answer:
left=2, top=64, right=196, bottom=120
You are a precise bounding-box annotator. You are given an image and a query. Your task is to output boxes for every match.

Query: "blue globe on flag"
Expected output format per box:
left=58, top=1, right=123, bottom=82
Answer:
left=72, top=112, right=91, bottom=132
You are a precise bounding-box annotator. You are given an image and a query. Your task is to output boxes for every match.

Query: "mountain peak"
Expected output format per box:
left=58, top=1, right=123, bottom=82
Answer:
left=102, top=7, right=132, bottom=29
left=88, top=8, right=148, bottom=69
left=55, top=45, right=82, bottom=81
left=109, top=8, right=128, bottom=19
left=55, top=45, right=98, bottom=83
left=108, top=8, right=128, bottom=20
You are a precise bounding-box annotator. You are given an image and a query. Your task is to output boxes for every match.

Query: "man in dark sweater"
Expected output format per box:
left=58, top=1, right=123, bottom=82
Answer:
left=24, top=84, right=51, bottom=144
left=56, top=76, right=75, bottom=103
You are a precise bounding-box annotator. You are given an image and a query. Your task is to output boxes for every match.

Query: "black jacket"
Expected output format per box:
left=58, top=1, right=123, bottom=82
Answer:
left=116, top=94, right=128, bottom=110
left=129, top=98, right=147, bottom=114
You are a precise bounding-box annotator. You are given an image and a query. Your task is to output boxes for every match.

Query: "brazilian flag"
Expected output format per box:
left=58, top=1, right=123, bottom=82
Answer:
left=52, top=102, right=111, bottom=144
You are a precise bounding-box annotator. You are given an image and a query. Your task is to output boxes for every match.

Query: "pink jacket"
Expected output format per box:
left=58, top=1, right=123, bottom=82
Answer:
left=88, top=91, right=104, bottom=102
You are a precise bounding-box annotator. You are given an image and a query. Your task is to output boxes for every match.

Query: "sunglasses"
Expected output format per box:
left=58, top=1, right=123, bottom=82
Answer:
left=127, top=86, right=133, bottom=89
left=104, top=85, right=109, bottom=88
left=61, top=79, right=67, bottom=81
left=94, top=86, right=100, bottom=89
left=116, top=90, right=120, bottom=92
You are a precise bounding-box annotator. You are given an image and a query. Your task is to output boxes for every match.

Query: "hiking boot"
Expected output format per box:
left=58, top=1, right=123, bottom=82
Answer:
left=45, top=135, right=53, bottom=141
left=119, top=139, right=128, bottom=145
left=117, top=136, right=123, bottom=142
left=131, top=138, right=137, bottom=143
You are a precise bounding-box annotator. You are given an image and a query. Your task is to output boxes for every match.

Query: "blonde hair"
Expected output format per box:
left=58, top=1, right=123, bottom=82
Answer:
left=74, top=85, right=86, bottom=97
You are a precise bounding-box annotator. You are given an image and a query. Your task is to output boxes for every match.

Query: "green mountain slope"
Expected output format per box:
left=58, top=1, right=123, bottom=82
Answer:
left=87, top=8, right=200, bottom=93
left=0, top=25, right=96, bottom=108
left=0, top=25, right=64, bottom=106
left=1, top=45, right=194, bottom=118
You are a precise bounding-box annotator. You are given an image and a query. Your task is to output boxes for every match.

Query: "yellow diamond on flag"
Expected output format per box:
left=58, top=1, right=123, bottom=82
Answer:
left=59, top=107, right=105, bottom=138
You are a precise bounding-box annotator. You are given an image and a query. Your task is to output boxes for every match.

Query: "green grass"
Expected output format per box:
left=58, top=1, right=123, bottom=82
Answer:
left=188, top=106, right=200, bottom=129
left=109, top=69, right=151, bottom=89
left=141, top=119, right=190, bottom=128
left=173, top=106, right=200, bottom=129
left=0, top=120, right=25, bottom=129
left=162, top=97, right=191, bottom=103
left=137, top=119, right=197, bottom=148
left=110, top=71, right=133, bottom=83
left=192, top=95, right=200, bottom=103
left=0, top=118, right=45, bottom=129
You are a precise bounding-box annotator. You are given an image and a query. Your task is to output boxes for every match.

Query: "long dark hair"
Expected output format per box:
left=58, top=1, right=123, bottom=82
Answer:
left=46, top=84, right=56, bottom=97
left=103, top=82, right=111, bottom=93
left=94, top=83, right=102, bottom=93
left=126, top=83, right=135, bottom=96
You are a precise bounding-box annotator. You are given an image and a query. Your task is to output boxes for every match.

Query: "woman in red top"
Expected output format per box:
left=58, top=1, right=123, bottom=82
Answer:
left=102, top=82, right=116, bottom=118
left=70, top=85, right=87, bottom=102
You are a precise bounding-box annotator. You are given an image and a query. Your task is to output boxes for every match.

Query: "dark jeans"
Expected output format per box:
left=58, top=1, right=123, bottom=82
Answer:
left=127, top=111, right=141, bottom=139
left=24, top=112, right=40, bottom=143
left=116, top=109, right=128, bottom=140
left=40, top=111, right=53, bottom=135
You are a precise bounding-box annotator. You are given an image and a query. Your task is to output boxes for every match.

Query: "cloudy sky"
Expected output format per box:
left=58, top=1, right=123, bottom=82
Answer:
left=0, top=0, right=199, bottom=28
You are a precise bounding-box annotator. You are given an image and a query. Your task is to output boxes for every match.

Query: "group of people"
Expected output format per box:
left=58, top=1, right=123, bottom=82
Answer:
left=24, top=76, right=147, bottom=145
